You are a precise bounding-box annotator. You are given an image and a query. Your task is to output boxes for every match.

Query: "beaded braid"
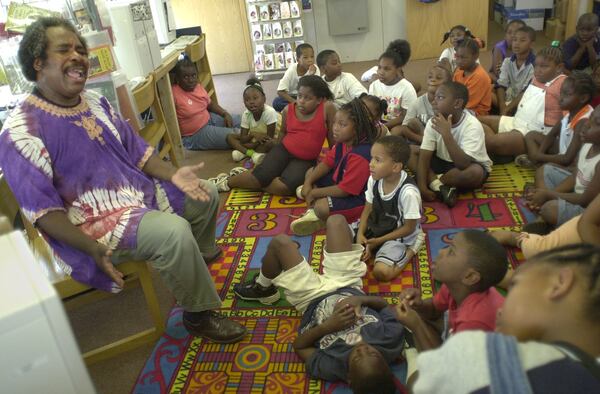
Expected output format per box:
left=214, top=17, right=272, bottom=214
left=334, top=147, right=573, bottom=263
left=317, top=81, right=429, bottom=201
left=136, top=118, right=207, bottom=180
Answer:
left=537, top=46, right=564, bottom=65
left=339, top=98, right=379, bottom=146
left=532, top=244, right=600, bottom=322
left=361, top=94, right=388, bottom=119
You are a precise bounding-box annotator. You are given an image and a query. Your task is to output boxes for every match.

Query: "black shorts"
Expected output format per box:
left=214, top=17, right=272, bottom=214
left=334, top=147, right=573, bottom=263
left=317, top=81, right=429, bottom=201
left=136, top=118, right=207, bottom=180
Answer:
left=431, top=156, right=489, bottom=179
left=252, top=143, right=315, bottom=191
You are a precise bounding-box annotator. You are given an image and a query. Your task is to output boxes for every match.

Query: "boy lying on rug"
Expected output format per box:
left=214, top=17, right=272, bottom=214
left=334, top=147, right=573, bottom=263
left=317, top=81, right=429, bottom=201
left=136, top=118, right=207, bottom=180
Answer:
left=412, top=244, right=600, bottom=393
left=234, top=215, right=403, bottom=394
left=395, top=230, right=507, bottom=351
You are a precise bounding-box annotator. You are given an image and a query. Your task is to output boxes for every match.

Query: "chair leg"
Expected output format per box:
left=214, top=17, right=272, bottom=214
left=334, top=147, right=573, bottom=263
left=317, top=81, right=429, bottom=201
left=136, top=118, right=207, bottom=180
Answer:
left=138, top=263, right=166, bottom=333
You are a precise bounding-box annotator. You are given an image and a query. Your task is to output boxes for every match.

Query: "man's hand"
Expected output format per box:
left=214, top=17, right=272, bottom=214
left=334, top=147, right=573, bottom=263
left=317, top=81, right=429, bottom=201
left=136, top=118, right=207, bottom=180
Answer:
left=399, top=288, right=424, bottom=309
left=91, top=243, right=124, bottom=288
left=223, top=112, right=234, bottom=128
left=323, top=301, right=357, bottom=332
left=394, top=299, right=422, bottom=330
left=431, top=113, right=453, bottom=137
left=171, top=163, right=211, bottom=201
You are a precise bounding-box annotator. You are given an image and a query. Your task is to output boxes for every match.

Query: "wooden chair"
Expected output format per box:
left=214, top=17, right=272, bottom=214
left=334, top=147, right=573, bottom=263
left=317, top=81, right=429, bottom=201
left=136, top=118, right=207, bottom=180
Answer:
left=0, top=176, right=165, bottom=365
left=132, top=73, right=180, bottom=167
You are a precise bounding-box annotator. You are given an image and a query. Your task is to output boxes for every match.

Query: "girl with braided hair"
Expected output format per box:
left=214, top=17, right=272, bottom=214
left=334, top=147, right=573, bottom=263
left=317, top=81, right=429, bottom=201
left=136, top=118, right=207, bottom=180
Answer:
left=291, top=98, right=379, bottom=235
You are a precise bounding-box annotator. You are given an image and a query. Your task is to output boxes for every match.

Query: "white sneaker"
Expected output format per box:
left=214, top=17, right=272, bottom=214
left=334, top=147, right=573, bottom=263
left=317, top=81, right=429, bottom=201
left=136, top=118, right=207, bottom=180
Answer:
left=290, top=209, right=325, bottom=236
left=229, top=166, right=248, bottom=177
left=409, top=230, right=426, bottom=255
left=251, top=152, right=266, bottom=165
left=232, top=150, right=245, bottom=162
left=208, top=173, right=230, bottom=192
left=296, top=185, right=304, bottom=200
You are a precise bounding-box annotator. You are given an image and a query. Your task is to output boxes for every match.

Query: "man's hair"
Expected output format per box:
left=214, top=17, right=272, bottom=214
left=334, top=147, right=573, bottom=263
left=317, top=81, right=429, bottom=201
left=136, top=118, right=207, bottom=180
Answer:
left=295, top=43, right=314, bottom=58
left=532, top=244, right=600, bottom=322
left=577, top=12, right=599, bottom=28
left=375, top=135, right=410, bottom=165
left=442, top=81, right=469, bottom=109
left=316, top=49, right=337, bottom=67
left=18, top=17, right=87, bottom=82
left=461, top=230, right=508, bottom=292
left=516, top=26, right=536, bottom=42
left=349, top=365, right=396, bottom=394
left=173, top=57, right=195, bottom=77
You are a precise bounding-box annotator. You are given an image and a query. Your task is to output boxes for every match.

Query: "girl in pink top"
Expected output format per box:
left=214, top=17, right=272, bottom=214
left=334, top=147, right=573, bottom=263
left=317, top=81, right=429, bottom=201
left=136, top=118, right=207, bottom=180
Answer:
left=210, top=75, right=337, bottom=195
left=172, top=57, right=241, bottom=150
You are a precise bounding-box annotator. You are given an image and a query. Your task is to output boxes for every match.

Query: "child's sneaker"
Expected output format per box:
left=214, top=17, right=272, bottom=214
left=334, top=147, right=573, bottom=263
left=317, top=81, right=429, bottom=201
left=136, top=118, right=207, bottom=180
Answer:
left=409, top=230, right=426, bottom=255
left=251, top=152, right=266, bottom=165
left=296, top=185, right=304, bottom=200
left=233, top=274, right=281, bottom=305
left=515, top=154, right=535, bottom=168
left=439, top=185, right=457, bottom=208
left=208, top=173, right=231, bottom=192
left=290, top=209, right=326, bottom=236
left=229, top=166, right=248, bottom=177
left=232, top=150, right=246, bottom=162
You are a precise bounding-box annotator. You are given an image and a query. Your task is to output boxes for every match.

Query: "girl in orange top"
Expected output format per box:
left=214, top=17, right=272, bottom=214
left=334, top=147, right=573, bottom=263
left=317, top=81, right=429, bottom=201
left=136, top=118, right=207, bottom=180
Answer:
left=453, top=38, right=492, bottom=116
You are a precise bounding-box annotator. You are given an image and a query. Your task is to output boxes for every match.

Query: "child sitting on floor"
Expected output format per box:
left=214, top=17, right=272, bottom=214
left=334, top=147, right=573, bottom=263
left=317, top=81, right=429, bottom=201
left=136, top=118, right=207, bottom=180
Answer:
left=453, top=38, right=491, bottom=116
left=516, top=71, right=595, bottom=168
left=395, top=230, right=507, bottom=351
left=399, top=64, right=452, bottom=144
left=488, top=19, right=527, bottom=83
left=495, top=26, right=536, bottom=116
left=492, top=193, right=600, bottom=261
left=172, top=57, right=241, bottom=150
left=368, top=40, right=417, bottom=132
left=317, top=49, right=367, bottom=107
left=234, top=215, right=403, bottom=394
left=230, top=78, right=281, bottom=165
left=210, top=75, right=336, bottom=195
left=413, top=244, right=600, bottom=394
left=291, top=98, right=378, bottom=236
left=273, top=43, right=319, bottom=112
left=439, top=25, right=478, bottom=72
left=361, top=94, right=390, bottom=139
left=563, top=13, right=600, bottom=72
left=356, top=135, right=425, bottom=282
left=414, top=82, right=492, bottom=207
left=524, top=105, right=600, bottom=231
left=480, top=46, right=567, bottom=157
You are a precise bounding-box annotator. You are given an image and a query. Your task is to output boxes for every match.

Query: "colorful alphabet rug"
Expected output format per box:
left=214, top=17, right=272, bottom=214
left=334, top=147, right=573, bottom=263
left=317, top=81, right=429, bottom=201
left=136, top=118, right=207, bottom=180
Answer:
left=132, top=163, right=534, bottom=394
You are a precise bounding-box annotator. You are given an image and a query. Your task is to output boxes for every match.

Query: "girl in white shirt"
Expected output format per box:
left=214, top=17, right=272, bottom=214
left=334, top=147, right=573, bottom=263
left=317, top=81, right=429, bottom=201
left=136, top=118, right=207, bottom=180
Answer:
left=368, top=40, right=417, bottom=135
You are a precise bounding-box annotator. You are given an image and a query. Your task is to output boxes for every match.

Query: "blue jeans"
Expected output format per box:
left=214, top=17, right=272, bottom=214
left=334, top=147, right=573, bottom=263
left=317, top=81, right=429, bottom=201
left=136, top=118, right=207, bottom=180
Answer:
left=182, top=112, right=241, bottom=150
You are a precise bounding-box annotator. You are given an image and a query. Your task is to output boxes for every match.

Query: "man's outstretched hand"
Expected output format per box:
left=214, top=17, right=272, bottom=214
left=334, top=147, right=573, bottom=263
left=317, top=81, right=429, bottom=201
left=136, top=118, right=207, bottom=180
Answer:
left=172, top=163, right=211, bottom=201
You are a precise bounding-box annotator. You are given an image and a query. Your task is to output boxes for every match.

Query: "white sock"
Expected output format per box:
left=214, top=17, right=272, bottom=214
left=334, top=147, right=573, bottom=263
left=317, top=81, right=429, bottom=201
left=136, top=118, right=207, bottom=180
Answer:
left=256, top=270, right=272, bottom=287
left=429, top=178, right=443, bottom=192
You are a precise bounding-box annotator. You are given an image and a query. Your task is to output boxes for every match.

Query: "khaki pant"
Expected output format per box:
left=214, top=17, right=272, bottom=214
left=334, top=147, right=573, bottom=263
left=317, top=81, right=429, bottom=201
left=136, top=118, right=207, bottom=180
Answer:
left=521, top=214, right=582, bottom=259
left=112, top=181, right=222, bottom=312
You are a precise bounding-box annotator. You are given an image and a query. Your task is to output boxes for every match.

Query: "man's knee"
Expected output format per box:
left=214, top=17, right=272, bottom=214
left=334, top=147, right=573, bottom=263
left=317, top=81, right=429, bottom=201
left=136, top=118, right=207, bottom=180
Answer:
left=270, top=234, right=296, bottom=251
left=373, top=263, right=397, bottom=282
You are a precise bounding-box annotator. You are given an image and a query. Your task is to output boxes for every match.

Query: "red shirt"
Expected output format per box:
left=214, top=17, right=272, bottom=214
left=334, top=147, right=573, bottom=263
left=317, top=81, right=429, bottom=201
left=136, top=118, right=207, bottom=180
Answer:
left=172, top=84, right=211, bottom=137
left=453, top=64, right=492, bottom=116
left=433, top=284, right=504, bottom=335
left=323, top=143, right=371, bottom=195
left=283, top=101, right=328, bottom=160
left=592, top=95, right=600, bottom=108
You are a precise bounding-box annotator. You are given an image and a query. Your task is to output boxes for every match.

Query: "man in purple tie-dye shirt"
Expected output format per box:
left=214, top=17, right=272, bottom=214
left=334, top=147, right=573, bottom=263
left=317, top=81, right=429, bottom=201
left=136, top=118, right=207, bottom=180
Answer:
left=0, top=17, right=246, bottom=343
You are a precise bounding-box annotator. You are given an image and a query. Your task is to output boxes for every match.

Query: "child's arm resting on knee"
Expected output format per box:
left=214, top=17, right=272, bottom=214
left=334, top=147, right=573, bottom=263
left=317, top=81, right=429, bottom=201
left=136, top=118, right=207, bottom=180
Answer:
left=293, top=302, right=357, bottom=361
left=394, top=300, right=442, bottom=351
left=578, top=194, right=600, bottom=244
left=545, top=166, right=600, bottom=207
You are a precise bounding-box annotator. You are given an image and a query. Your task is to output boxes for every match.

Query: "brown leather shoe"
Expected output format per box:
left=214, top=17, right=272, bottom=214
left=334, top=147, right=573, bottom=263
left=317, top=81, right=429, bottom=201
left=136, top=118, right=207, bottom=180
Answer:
left=182, top=311, right=246, bottom=343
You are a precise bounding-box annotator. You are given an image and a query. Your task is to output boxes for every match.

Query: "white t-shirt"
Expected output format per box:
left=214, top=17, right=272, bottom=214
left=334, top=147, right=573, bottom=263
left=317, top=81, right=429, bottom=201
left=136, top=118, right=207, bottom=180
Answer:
left=365, top=171, right=422, bottom=244
left=240, top=104, right=280, bottom=134
left=368, top=78, right=417, bottom=121
left=421, top=110, right=493, bottom=172
left=402, top=93, right=434, bottom=126
left=575, top=143, right=600, bottom=194
left=276, top=64, right=320, bottom=96
left=324, top=72, right=367, bottom=107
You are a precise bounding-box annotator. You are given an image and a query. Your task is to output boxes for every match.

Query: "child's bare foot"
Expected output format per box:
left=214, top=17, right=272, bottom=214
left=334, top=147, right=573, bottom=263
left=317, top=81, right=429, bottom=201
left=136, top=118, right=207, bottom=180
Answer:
left=491, top=230, right=519, bottom=247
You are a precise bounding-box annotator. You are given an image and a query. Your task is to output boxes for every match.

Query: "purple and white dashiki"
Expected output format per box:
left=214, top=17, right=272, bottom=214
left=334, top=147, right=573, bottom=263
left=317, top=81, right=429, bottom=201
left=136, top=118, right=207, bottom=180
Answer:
left=0, top=90, right=184, bottom=292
